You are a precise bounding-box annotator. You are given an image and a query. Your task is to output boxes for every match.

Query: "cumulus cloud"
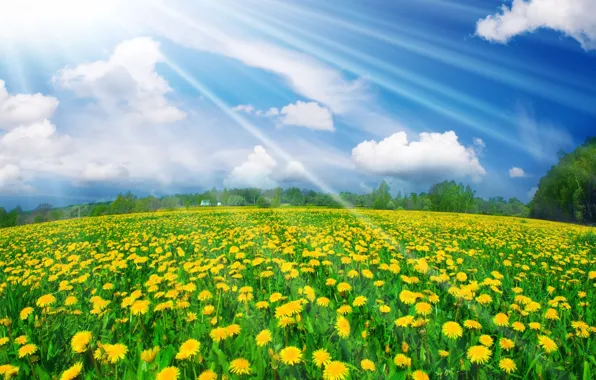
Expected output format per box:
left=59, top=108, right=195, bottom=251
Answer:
left=351, top=131, right=486, bottom=183
left=509, top=167, right=527, bottom=178
left=279, top=101, right=334, bottom=131
left=232, top=101, right=334, bottom=131
left=81, top=162, right=129, bottom=182
left=54, top=37, right=186, bottom=124
left=278, top=160, right=309, bottom=182
left=0, top=80, right=58, bottom=130
left=0, top=164, right=31, bottom=193
left=224, top=145, right=278, bottom=189
left=476, top=0, right=596, bottom=50
left=233, top=104, right=255, bottom=113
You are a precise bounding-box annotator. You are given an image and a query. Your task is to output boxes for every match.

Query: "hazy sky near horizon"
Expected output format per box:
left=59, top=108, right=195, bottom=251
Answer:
left=0, top=0, right=595, bottom=209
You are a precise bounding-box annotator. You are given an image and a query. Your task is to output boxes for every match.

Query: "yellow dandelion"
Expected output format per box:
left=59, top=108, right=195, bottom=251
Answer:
left=175, top=339, right=200, bottom=360
left=538, top=335, right=557, bottom=353
left=312, top=349, right=331, bottom=368
left=279, top=346, right=302, bottom=365
left=323, top=361, right=349, bottom=380
left=467, top=345, right=491, bottom=364
left=229, top=358, right=251, bottom=375
left=411, top=370, right=430, bottom=380
left=19, top=307, right=34, bottom=321
left=71, top=331, right=93, bottom=353
left=18, top=343, right=38, bottom=358
left=60, top=362, right=83, bottom=380
left=499, top=358, right=517, bottom=374
left=442, top=321, right=463, bottom=339
left=140, top=346, right=160, bottom=363
left=493, top=313, right=509, bottom=327
left=393, top=353, right=412, bottom=368
left=198, top=369, right=217, bottom=380
left=156, top=366, right=180, bottom=380
left=103, top=343, right=127, bottom=363
left=335, top=316, right=350, bottom=338
left=36, top=294, right=56, bottom=308
left=255, top=330, right=272, bottom=347
left=361, top=359, right=375, bottom=372
left=479, top=335, right=494, bottom=347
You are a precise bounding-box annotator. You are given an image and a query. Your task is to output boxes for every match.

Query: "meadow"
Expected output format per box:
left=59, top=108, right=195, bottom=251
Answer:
left=0, top=208, right=594, bottom=379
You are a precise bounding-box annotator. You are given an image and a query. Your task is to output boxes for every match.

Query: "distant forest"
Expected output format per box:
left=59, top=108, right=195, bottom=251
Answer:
left=1, top=137, right=594, bottom=228
left=0, top=180, right=530, bottom=228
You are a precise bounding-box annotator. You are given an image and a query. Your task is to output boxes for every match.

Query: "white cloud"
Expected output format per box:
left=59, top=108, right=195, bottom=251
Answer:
left=476, top=0, right=596, bottom=50
left=528, top=186, right=538, bottom=200
left=0, top=120, right=72, bottom=161
left=351, top=131, right=486, bottom=183
left=0, top=80, right=58, bottom=130
left=279, top=101, right=334, bottom=131
left=224, top=145, right=278, bottom=189
left=54, top=37, right=186, bottom=124
left=473, top=137, right=486, bottom=151
left=82, top=162, right=129, bottom=181
left=278, top=160, right=308, bottom=182
left=0, top=164, right=32, bottom=194
left=509, top=167, right=527, bottom=178
left=232, top=101, right=334, bottom=131
left=233, top=104, right=255, bottom=113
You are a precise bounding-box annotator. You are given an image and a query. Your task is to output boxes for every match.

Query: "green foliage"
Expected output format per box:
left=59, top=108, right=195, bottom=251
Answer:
left=256, top=196, right=270, bottom=208
left=531, top=137, right=596, bottom=223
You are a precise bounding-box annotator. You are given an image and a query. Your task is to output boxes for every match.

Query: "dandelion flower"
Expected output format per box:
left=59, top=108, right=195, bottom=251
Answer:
left=141, top=346, right=160, bottom=363
left=512, top=322, right=526, bottom=332
left=103, top=343, right=127, bottom=363
left=36, top=294, right=56, bottom=308
left=312, top=349, right=331, bottom=368
left=210, top=327, right=229, bottom=342
left=361, top=359, right=375, bottom=372
left=60, top=362, right=83, bottom=380
left=19, top=307, right=34, bottom=321
left=493, top=313, right=509, bottom=326
left=156, top=367, right=179, bottom=380
left=479, top=335, right=494, bottom=347
left=18, top=343, right=38, bottom=358
left=467, top=345, right=491, bottom=364
left=499, top=338, right=515, bottom=351
left=255, top=330, right=272, bottom=347
left=0, top=337, right=9, bottom=347
left=323, top=361, right=349, bottom=380
left=198, top=369, right=217, bottom=380
left=279, top=346, right=302, bottom=365
left=411, top=370, right=429, bottom=380
left=499, top=358, right=517, bottom=374
left=464, top=320, right=482, bottom=330
left=71, top=331, right=93, bottom=353
left=352, top=296, right=367, bottom=307
left=442, top=322, right=463, bottom=339
left=176, top=339, right=200, bottom=360
left=335, top=316, right=350, bottom=338
left=393, top=353, right=411, bottom=368
left=538, top=335, right=557, bottom=353
left=229, top=358, right=251, bottom=375
left=415, top=302, right=432, bottom=316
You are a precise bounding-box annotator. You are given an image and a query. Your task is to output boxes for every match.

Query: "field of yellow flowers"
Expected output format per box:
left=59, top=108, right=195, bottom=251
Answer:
left=0, top=208, right=595, bottom=379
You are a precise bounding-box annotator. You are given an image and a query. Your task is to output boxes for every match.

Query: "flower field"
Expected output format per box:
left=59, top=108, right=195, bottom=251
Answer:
left=0, top=208, right=595, bottom=379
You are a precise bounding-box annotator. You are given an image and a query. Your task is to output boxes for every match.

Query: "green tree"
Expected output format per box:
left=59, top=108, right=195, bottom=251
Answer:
left=372, top=180, right=391, bottom=209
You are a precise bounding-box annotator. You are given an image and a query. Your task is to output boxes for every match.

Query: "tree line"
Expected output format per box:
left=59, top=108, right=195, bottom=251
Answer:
left=0, top=180, right=532, bottom=228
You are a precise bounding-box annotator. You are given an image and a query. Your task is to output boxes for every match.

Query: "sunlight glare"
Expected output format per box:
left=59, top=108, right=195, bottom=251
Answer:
left=0, top=0, right=126, bottom=42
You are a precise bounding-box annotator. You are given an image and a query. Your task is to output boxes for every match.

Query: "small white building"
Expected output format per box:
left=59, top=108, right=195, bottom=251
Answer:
left=200, top=200, right=211, bottom=206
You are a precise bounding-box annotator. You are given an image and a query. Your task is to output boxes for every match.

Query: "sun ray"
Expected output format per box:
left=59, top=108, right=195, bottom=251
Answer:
left=253, top=0, right=596, bottom=116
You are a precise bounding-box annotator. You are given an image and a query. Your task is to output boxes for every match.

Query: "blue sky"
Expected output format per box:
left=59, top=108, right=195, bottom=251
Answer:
left=0, top=0, right=595, bottom=210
